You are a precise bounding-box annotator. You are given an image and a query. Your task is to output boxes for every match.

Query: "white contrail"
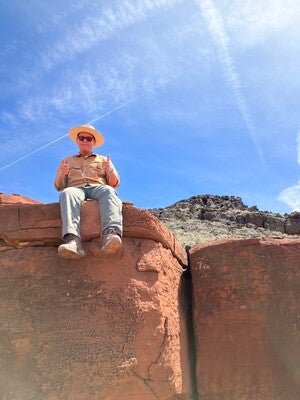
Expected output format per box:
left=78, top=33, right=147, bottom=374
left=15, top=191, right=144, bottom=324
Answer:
left=0, top=135, right=68, bottom=172
left=196, top=0, right=264, bottom=163
left=0, top=73, right=183, bottom=172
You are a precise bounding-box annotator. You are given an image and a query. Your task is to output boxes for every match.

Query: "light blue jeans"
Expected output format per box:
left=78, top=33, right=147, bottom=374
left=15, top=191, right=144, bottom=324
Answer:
left=59, top=185, right=123, bottom=239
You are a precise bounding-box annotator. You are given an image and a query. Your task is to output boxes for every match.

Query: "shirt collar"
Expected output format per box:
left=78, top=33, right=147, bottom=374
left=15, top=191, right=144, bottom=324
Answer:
left=76, top=151, right=97, bottom=158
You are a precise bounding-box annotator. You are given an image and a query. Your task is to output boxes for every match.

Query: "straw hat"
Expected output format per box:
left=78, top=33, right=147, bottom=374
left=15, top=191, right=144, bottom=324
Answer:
left=68, top=124, right=104, bottom=147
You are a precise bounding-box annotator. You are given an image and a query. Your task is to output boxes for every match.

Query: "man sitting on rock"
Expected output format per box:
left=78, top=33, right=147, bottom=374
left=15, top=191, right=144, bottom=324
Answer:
left=54, top=124, right=122, bottom=259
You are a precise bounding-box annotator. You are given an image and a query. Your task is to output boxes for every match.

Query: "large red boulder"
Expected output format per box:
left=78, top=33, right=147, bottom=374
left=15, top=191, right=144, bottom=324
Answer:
left=189, top=238, right=300, bottom=400
left=0, top=200, right=192, bottom=399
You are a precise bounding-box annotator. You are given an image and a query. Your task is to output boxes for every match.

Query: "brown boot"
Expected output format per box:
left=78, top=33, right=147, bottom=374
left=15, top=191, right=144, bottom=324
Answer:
left=101, top=228, right=122, bottom=255
left=58, top=234, right=85, bottom=259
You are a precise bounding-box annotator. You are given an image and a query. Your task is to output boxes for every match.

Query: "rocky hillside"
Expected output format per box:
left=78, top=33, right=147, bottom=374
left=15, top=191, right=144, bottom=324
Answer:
left=148, top=194, right=300, bottom=247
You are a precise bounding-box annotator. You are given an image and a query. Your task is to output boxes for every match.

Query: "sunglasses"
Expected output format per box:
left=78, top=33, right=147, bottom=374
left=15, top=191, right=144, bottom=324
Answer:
left=77, top=135, right=95, bottom=142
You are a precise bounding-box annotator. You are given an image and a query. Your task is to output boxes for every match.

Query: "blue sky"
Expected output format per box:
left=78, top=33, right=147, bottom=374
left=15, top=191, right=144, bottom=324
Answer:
left=1, top=0, right=299, bottom=213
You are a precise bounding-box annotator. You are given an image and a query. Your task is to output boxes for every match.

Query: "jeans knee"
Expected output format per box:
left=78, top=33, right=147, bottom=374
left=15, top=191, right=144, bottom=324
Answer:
left=59, top=187, right=83, bottom=203
left=59, top=188, right=70, bottom=201
left=104, top=185, right=116, bottom=195
left=59, top=190, right=66, bottom=202
left=93, top=185, right=116, bottom=200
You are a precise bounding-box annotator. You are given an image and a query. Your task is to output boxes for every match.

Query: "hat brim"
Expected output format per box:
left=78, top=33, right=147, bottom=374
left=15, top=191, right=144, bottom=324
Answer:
left=69, top=125, right=104, bottom=147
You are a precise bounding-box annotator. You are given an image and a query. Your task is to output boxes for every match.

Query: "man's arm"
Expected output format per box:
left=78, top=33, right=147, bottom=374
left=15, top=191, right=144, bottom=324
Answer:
left=54, top=158, right=70, bottom=191
left=102, top=155, right=120, bottom=188
left=106, top=166, right=120, bottom=188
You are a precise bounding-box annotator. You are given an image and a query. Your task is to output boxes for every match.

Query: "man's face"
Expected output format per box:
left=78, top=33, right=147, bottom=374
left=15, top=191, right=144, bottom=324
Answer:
left=76, top=131, right=95, bottom=153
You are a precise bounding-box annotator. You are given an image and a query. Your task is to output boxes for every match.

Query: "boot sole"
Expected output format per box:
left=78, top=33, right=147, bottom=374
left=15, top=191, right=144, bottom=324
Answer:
left=58, top=246, right=85, bottom=260
left=101, top=237, right=122, bottom=255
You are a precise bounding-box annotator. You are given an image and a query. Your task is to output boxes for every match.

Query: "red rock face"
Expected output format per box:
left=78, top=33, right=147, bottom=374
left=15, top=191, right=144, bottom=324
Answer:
left=0, top=242, right=192, bottom=400
left=189, top=238, right=300, bottom=400
left=0, top=200, right=192, bottom=400
left=0, top=193, right=41, bottom=204
left=1, top=193, right=300, bottom=400
left=0, top=200, right=187, bottom=266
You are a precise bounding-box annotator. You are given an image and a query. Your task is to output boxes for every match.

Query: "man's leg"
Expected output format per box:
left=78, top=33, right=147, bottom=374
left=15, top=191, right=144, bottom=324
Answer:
left=88, top=185, right=123, bottom=254
left=58, top=187, right=85, bottom=259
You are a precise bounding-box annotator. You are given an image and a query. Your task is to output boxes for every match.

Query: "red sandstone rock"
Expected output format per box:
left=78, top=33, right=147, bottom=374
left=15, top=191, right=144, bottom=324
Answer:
left=189, top=238, right=300, bottom=400
left=0, top=197, right=192, bottom=399
left=0, top=193, right=41, bottom=204
left=0, top=200, right=187, bottom=266
left=0, top=239, right=192, bottom=400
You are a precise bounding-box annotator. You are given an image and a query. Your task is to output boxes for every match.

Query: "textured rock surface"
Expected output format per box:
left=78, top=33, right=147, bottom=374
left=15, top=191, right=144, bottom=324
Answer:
left=1, top=193, right=300, bottom=399
left=149, top=195, right=300, bottom=247
left=0, top=200, right=187, bottom=266
left=0, top=193, right=41, bottom=205
left=0, top=225, right=192, bottom=398
left=0, top=197, right=192, bottom=398
left=189, top=238, right=300, bottom=400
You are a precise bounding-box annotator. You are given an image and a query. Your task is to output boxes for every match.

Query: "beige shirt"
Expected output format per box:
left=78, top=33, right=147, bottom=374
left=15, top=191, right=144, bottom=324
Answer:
left=54, top=153, right=120, bottom=191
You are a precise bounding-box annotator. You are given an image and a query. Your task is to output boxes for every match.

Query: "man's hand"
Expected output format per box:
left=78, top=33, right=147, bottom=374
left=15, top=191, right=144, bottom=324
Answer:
left=102, top=155, right=120, bottom=188
left=102, top=155, right=113, bottom=173
left=59, top=158, right=70, bottom=176
left=54, top=158, right=70, bottom=191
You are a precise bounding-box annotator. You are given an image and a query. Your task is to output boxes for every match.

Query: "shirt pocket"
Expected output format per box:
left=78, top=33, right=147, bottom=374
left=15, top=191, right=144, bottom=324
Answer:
left=87, top=162, right=105, bottom=179
left=69, top=166, right=83, bottom=181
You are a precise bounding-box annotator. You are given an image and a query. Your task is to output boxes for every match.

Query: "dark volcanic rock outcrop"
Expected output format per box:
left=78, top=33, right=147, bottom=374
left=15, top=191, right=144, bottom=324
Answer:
left=149, top=195, right=300, bottom=246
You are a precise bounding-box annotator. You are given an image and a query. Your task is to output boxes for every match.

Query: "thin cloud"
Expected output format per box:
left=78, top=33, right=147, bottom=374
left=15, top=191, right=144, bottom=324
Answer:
left=278, top=130, right=300, bottom=211
left=278, top=181, right=300, bottom=212
left=12, top=36, right=182, bottom=125
left=225, top=0, right=300, bottom=49
left=12, top=55, right=147, bottom=122
left=196, top=0, right=264, bottom=163
left=8, top=0, right=182, bottom=110
left=297, top=130, right=300, bottom=166
left=39, top=0, right=180, bottom=70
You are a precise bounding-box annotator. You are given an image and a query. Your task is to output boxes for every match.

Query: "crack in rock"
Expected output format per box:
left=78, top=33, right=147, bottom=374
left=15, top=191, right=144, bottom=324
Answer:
left=147, top=317, right=168, bottom=379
